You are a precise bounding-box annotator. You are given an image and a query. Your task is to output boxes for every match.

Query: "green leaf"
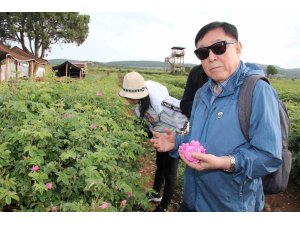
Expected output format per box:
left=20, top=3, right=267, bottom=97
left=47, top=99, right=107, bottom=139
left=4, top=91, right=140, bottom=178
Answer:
left=10, top=194, right=19, bottom=201
left=60, top=150, right=77, bottom=161
left=5, top=195, right=11, bottom=205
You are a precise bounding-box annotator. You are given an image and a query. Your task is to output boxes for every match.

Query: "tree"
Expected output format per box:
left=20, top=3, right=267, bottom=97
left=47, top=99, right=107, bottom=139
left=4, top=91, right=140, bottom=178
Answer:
left=266, top=65, right=278, bottom=77
left=0, top=12, right=90, bottom=59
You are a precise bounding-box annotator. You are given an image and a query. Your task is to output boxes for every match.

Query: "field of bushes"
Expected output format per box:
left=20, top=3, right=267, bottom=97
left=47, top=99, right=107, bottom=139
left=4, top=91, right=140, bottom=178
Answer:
left=0, top=66, right=299, bottom=211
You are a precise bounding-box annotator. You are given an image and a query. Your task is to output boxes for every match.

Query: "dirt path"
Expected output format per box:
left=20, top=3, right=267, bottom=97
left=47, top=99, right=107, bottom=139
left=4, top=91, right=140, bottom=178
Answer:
left=264, top=182, right=300, bottom=212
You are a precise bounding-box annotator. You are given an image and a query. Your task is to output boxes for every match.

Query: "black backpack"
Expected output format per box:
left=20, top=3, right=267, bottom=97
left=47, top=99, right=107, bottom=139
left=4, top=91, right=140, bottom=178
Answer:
left=238, top=75, right=292, bottom=194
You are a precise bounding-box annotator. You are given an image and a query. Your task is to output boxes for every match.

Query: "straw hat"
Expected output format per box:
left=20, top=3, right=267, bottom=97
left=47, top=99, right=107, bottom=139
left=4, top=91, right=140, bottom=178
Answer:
left=119, top=72, right=149, bottom=99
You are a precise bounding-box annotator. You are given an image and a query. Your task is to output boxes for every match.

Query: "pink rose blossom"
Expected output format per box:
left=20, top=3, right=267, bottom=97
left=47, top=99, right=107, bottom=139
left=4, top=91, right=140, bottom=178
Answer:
left=45, top=183, right=53, bottom=190
left=97, top=91, right=103, bottom=97
left=127, top=192, right=133, bottom=198
left=120, top=200, right=127, bottom=208
left=101, top=202, right=109, bottom=209
left=31, top=165, right=39, bottom=172
left=51, top=206, right=58, bottom=212
left=90, top=124, right=97, bottom=129
left=63, top=114, right=71, bottom=119
left=178, top=140, right=206, bottom=163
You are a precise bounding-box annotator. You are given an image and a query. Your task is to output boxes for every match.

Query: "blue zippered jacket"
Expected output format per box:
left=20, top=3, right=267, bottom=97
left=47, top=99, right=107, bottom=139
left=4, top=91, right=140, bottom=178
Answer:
left=171, top=61, right=282, bottom=211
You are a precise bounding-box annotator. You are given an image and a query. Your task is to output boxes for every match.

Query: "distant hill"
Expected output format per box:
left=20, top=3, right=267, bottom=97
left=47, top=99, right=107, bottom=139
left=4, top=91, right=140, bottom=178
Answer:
left=48, top=59, right=196, bottom=69
left=48, top=59, right=106, bottom=67
left=106, top=60, right=197, bottom=69
left=256, top=63, right=300, bottom=78
left=47, top=59, right=300, bottom=78
left=105, top=60, right=164, bottom=68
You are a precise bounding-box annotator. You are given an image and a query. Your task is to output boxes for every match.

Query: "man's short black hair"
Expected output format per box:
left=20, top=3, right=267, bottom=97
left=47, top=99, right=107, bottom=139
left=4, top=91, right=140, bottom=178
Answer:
left=195, top=21, right=238, bottom=46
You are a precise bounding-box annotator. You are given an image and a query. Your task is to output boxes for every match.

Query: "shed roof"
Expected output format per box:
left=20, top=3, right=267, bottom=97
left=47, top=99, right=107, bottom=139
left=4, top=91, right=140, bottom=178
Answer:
left=0, top=42, right=12, bottom=61
left=52, top=60, right=86, bottom=78
left=52, top=61, right=82, bottom=71
left=0, top=42, right=48, bottom=64
left=11, top=46, right=48, bottom=64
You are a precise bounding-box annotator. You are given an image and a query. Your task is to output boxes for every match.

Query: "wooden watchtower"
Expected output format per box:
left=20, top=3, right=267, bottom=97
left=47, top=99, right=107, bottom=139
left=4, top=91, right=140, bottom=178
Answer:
left=164, top=47, right=185, bottom=73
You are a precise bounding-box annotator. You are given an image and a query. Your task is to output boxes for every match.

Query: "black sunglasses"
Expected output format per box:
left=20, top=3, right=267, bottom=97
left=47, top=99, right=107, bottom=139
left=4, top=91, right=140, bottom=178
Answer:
left=194, top=40, right=236, bottom=60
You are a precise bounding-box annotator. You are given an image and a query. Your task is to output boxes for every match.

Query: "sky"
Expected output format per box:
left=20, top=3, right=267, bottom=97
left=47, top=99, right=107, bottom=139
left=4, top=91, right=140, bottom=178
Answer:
left=2, top=0, right=300, bottom=69
left=48, top=11, right=300, bottom=69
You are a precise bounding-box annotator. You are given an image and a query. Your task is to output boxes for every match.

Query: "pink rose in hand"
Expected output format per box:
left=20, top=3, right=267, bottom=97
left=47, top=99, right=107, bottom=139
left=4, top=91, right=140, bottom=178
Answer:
left=179, top=140, right=206, bottom=163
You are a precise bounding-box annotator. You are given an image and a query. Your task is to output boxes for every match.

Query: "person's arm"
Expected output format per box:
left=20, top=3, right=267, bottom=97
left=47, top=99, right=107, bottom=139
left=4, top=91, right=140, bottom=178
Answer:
left=231, top=81, right=282, bottom=179
left=169, top=87, right=203, bottom=158
left=150, top=129, right=176, bottom=152
left=180, top=65, right=208, bottom=119
left=180, top=72, right=196, bottom=119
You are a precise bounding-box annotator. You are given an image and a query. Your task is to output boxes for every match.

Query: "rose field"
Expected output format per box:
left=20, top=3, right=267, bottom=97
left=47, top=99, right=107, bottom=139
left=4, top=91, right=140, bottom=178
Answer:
left=0, top=66, right=299, bottom=211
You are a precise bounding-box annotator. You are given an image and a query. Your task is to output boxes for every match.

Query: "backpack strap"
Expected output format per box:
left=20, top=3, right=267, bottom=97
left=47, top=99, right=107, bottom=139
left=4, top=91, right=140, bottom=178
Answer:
left=238, top=75, right=270, bottom=141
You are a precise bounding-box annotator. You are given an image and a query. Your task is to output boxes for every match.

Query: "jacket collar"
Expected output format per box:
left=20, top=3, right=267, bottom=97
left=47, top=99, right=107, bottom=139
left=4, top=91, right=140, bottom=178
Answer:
left=200, top=61, right=264, bottom=107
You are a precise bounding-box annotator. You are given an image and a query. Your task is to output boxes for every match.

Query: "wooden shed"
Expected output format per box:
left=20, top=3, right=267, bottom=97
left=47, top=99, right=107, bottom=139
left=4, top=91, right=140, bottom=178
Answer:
left=52, top=61, right=87, bottom=79
left=0, top=42, right=48, bottom=82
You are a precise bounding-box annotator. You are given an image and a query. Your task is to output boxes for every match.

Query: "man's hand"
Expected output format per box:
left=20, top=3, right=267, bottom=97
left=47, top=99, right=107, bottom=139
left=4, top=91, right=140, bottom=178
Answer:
left=150, top=128, right=175, bottom=152
left=179, top=152, right=230, bottom=171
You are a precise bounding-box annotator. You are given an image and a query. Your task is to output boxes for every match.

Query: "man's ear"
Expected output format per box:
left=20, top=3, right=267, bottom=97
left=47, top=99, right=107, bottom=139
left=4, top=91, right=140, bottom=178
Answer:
left=236, top=41, right=242, bottom=55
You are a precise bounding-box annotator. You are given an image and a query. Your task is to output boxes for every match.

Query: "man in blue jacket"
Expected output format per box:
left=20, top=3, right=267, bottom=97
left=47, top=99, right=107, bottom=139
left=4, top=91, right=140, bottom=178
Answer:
left=150, top=21, right=282, bottom=211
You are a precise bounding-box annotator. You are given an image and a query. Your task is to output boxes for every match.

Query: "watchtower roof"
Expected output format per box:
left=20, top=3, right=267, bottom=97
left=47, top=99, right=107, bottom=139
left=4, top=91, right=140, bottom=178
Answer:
left=171, top=47, right=185, bottom=50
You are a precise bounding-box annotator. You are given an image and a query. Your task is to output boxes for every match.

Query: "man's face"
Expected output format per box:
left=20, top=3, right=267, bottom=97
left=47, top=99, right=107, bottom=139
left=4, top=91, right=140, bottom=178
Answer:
left=196, top=27, right=242, bottom=84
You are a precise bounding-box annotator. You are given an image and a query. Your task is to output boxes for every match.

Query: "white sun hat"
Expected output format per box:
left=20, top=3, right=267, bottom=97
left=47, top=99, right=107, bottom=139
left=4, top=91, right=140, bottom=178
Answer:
left=119, top=71, right=149, bottom=99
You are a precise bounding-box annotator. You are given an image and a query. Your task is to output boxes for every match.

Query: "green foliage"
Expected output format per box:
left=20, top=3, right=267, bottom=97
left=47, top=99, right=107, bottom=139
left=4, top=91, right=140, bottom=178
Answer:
left=285, top=102, right=300, bottom=185
left=266, top=65, right=278, bottom=77
left=0, top=12, right=90, bottom=58
left=269, top=79, right=300, bottom=185
left=0, top=72, right=151, bottom=211
left=143, top=73, right=187, bottom=99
